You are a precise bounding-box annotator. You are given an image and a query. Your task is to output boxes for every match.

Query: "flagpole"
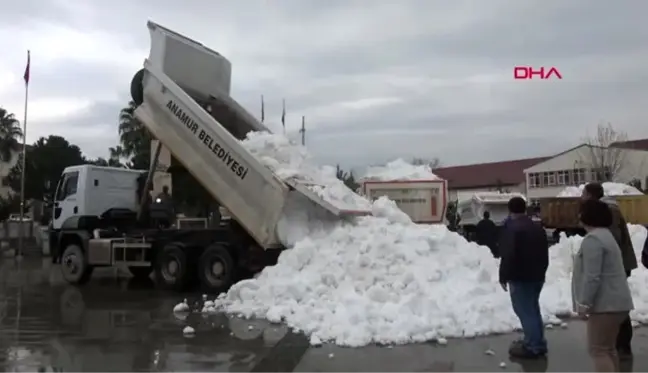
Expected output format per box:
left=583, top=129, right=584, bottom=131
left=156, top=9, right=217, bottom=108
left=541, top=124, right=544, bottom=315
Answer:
left=18, top=50, right=30, bottom=259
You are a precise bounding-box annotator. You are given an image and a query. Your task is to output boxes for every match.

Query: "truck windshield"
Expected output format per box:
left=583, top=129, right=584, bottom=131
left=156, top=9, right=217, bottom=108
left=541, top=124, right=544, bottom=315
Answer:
left=55, top=171, right=79, bottom=201
left=53, top=178, right=64, bottom=201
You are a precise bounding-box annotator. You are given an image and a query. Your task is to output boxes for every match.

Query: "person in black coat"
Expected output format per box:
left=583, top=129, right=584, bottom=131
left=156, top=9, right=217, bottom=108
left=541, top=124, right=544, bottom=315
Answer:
left=642, top=236, right=648, bottom=269
left=476, top=211, right=499, bottom=258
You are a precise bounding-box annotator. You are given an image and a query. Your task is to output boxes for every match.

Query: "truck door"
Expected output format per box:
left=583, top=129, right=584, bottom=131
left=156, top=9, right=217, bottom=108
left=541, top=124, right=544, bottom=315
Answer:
left=52, top=171, right=80, bottom=230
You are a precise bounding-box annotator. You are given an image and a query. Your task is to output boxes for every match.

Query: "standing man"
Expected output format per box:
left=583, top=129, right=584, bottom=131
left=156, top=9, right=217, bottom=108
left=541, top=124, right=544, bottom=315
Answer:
left=582, top=182, right=638, bottom=359
left=476, top=211, right=499, bottom=258
left=499, top=196, right=549, bottom=359
left=642, top=235, right=648, bottom=269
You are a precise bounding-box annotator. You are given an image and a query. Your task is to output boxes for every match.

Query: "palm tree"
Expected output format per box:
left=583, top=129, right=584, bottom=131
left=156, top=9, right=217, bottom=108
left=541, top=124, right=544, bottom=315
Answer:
left=0, top=107, right=24, bottom=176
left=118, top=101, right=150, bottom=169
left=108, top=146, right=127, bottom=167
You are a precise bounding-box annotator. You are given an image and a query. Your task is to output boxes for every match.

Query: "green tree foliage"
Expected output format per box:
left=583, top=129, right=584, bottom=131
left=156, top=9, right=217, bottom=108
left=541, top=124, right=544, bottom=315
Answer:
left=0, top=107, right=24, bottom=174
left=445, top=200, right=460, bottom=231
left=87, top=146, right=127, bottom=168
left=411, top=157, right=441, bottom=169
left=628, top=178, right=644, bottom=193
left=335, top=164, right=359, bottom=191
left=118, top=101, right=150, bottom=169
left=4, top=135, right=85, bottom=201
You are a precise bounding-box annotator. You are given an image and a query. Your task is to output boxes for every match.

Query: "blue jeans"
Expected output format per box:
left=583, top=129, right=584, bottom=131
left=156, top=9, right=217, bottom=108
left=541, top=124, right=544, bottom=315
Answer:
left=509, top=281, right=547, bottom=354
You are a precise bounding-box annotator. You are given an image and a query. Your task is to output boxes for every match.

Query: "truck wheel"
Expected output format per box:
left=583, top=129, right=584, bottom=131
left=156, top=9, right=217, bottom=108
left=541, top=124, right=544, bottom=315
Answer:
left=154, top=244, right=189, bottom=291
left=60, top=244, right=94, bottom=285
left=128, top=266, right=153, bottom=279
left=130, top=69, right=144, bottom=106
left=198, top=244, right=236, bottom=294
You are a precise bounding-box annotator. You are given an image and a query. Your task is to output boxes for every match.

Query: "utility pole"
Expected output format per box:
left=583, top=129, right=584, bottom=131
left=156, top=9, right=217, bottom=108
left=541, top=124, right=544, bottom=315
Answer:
left=299, top=116, right=306, bottom=146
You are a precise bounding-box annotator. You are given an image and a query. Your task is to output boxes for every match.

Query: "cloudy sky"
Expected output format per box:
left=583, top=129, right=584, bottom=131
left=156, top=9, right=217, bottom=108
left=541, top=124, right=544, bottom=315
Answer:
left=0, top=0, right=647, bottom=169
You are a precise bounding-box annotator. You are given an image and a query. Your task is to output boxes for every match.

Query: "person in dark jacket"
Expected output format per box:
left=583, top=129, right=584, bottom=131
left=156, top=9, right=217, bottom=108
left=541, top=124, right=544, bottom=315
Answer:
left=642, top=236, right=648, bottom=269
left=476, top=211, right=499, bottom=258
left=582, top=182, right=638, bottom=359
left=500, top=196, right=549, bottom=359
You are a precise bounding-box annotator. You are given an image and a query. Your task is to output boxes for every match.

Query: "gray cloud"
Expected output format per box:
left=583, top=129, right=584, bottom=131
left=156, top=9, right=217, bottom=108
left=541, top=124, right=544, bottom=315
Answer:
left=1, top=0, right=647, bottom=170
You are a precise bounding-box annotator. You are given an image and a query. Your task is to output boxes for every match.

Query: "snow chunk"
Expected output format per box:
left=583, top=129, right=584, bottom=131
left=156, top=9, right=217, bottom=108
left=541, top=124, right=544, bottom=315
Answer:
left=173, top=299, right=189, bottom=313
left=557, top=182, right=643, bottom=197
left=363, top=159, right=441, bottom=181
left=241, top=131, right=371, bottom=211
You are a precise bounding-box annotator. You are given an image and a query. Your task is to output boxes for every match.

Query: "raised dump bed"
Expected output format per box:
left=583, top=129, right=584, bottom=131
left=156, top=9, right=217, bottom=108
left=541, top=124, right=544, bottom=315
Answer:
left=134, top=21, right=371, bottom=249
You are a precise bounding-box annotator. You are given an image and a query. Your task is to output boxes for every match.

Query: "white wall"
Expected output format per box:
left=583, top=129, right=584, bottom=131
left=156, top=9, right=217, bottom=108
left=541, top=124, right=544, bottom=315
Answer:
left=524, top=144, right=648, bottom=199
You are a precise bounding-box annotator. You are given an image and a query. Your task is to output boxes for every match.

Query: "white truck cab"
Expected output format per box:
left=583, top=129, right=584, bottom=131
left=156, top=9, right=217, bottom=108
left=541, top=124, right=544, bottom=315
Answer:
left=52, top=165, right=145, bottom=230
left=457, top=192, right=527, bottom=240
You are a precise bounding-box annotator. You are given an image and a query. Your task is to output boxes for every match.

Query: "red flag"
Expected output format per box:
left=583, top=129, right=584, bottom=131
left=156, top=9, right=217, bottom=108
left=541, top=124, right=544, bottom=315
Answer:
left=23, top=50, right=31, bottom=85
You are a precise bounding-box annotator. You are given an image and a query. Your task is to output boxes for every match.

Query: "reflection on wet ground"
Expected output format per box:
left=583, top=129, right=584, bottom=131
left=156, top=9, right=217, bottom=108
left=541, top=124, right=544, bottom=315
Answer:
left=0, top=258, right=303, bottom=372
left=2, top=257, right=648, bottom=372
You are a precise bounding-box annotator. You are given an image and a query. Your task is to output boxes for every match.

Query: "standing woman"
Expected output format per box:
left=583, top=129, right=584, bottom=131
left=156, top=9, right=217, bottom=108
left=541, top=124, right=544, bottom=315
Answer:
left=572, top=199, right=634, bottom=372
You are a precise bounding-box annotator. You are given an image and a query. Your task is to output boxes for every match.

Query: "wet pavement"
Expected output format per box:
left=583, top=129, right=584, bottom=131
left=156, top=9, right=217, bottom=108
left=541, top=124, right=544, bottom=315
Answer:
left=2, top=257, right=648, bottom=372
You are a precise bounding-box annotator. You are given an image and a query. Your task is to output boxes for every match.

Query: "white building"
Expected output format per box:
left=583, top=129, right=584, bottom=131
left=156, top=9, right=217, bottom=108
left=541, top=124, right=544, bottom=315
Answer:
left=523, top=143, right=648, bottom=200
left=434, top=157, right=548, bottom=202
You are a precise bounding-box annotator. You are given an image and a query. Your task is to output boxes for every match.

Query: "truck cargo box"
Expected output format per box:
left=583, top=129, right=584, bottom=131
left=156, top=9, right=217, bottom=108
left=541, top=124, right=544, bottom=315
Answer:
left=541, top=195, right=648, bottom=229
left=361, top=180, right=448, bottom=223
left=135, top=22, right=371, bottom=249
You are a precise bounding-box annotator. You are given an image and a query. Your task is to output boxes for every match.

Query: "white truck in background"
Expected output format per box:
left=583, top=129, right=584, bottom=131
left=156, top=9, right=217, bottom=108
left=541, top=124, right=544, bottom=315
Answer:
left=49, top=21, right=371, bottom=292
left=361, top=180, right=448, bottom=224
left=457, top=192, right=526, bottom=240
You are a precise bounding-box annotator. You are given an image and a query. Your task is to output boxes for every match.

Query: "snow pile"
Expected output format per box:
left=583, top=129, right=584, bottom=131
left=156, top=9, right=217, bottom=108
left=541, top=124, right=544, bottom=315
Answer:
left=242, top=132, right=371, bottom=211
left=218, top=131, right=648, bottom=346
left=363, top=159, right=441, bottom=181
left=213, top=222, right=648, bottom=346
left=557, top=182, right=643, bottom=197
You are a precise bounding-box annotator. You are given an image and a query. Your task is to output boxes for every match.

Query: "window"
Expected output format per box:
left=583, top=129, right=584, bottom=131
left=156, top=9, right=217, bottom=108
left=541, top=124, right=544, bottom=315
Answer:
left=528, top=173, right=539, bottom=188
left=542, top=172, right=549, bottom=187
left=590, top=169, right=600, bottom=182
left=557, top=171, right=566, bottom=186
left=576, top=168, right=587, bottom=184
left=56, top=171, right=79, bottom=201
left=590, top=167, right=612, bottom=182
left=547, top=172, right=556, bottom=186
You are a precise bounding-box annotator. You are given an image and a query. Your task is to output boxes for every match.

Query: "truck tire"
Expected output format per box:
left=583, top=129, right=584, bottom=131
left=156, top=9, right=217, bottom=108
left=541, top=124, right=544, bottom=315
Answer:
left=128, top=266, right=153, bottom=279
left=155, top=243, right=190, bottom=291
left=198, top=244, right=236, bottom=294
left=60, top=244, right=94, bottom=285
left=130, top=69, right=144, bottom=106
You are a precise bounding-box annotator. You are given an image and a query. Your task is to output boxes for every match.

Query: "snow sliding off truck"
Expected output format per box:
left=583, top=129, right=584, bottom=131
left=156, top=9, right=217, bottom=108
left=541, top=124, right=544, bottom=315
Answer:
left=49, top=21, right=371, bottom=292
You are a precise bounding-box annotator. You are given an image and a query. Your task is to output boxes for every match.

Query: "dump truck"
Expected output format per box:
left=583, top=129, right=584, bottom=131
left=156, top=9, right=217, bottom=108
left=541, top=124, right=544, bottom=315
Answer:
left=541, top=195, right=648, bottom=239
left=457, top=192, right=526, bottom=241
left=49, top=21, right=371, bottom=292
